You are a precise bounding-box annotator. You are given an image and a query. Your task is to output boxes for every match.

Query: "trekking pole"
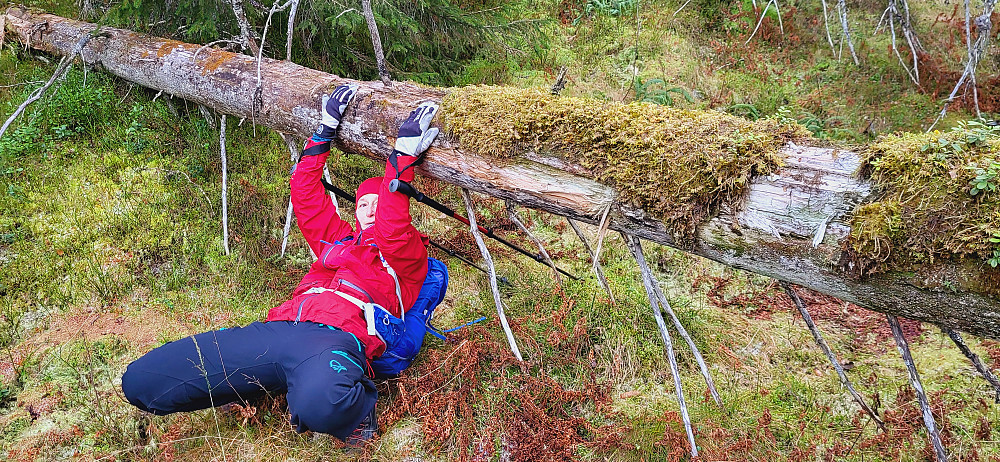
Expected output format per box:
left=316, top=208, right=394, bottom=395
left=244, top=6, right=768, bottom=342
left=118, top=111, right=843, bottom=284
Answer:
left=388, top=179, right=579, bottom=281
left=320, top=177, right=510, bottom=285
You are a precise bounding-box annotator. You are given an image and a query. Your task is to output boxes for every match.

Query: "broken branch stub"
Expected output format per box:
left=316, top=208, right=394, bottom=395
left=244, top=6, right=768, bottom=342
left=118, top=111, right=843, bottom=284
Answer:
left=624, top=233, right=698, bottom=458
left=888, top=314, right=949, bottom=462
left=783, top=282, right=885, bottom=430
left=462, top=189, right=523, bottom=362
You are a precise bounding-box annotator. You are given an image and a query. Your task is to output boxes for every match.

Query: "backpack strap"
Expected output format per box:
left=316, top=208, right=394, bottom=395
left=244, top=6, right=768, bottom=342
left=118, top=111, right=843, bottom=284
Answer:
left=377, top=250, right=405, bottom=320
left=303, top=286, right=381, bottom=337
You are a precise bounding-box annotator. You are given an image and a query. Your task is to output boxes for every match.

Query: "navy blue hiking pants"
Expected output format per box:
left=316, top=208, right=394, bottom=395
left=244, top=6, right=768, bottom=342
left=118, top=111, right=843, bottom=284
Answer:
left=121, top=321, right=376, bottom=439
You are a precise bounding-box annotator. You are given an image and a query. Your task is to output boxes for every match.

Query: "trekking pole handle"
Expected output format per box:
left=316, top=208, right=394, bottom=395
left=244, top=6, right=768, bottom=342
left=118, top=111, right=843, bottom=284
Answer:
left=388, top=179, right=424, bottom=201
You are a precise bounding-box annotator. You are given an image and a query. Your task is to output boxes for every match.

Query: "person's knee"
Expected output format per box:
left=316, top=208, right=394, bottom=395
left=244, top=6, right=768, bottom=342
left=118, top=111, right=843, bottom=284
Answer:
left=121, top=356, right=164, bottom=414
left=120, top=339, right=203, bottom=415
left=288, top=380, right=376, bottom=437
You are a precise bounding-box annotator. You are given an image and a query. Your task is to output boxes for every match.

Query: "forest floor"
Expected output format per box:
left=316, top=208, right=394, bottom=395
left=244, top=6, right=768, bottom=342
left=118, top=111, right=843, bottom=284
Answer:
left=2, top=0, right=1000, bottom=460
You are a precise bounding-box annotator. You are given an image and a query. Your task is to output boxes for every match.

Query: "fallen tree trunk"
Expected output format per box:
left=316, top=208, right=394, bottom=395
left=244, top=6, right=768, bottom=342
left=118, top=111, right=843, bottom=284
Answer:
left=5, top=9, right=999, bottom=339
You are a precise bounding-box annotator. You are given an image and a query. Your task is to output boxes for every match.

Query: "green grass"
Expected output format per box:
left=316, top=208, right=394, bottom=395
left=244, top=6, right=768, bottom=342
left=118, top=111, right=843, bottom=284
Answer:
left=2, top=1, right=1000, bottom=460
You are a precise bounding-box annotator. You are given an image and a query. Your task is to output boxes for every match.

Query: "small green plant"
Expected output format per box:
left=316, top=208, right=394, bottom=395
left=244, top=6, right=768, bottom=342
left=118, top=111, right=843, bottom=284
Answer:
left=584, top=0, right=638, bottom=17
left=922, top=119, right=1000, bottom=155
left=728, top=103, right=761, bottom=120
left=967, top=157, right=1000, bottom=196
left=987, top=232, right=1000, bottom=268
left=633, top=78, right=694, bottom=106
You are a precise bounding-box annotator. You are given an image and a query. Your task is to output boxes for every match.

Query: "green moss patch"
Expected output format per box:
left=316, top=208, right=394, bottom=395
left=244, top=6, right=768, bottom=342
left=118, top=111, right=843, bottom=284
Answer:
left=441, top=86, right=808, bottom=238
left=844, top=123, right=1000, bottom=276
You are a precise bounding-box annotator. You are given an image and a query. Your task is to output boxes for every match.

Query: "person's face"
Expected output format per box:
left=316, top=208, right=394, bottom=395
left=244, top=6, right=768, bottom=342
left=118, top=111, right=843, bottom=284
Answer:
left=356, top=193, right=378, bottom=230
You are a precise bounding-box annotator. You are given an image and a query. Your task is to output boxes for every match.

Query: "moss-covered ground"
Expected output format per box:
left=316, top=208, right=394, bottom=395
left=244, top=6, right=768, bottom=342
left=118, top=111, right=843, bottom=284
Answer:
left=2, top=0, right=1000, bottom=460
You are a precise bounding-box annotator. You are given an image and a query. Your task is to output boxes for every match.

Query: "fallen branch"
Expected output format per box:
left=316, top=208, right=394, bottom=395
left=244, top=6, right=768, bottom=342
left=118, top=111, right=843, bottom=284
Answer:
left=782, top=282, right=885, bottom=430
left=624, top=233, right=697, bottom=458
left=887, top=314, right=948, bottom=462
left=942, top=327, right=1000, bottom=403
left=9, top=10, right=1000, bottom=338
left=462, top=188, right=522, bottom=362
left=507, top=201, right=561, bottom=287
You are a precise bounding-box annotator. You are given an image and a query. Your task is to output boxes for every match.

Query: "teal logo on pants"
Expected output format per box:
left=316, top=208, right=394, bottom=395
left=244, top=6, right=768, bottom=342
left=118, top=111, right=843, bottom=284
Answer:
left=330, top=350, right=361, bottom=372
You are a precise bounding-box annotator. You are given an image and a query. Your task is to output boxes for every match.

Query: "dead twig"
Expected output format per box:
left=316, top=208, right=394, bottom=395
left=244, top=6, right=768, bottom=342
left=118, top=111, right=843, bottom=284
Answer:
left=198, top=104, right=217, bottom=130
left=550, top=65, right=568, bottom=95
left=506, top=201, right=561, bottom=288
left=745, top=0, right=784, bottom=45
left=591, top=204, right=614, bottom=304
left=942, top=327, right=1000, bottom=403
left=782, top=282, right=885, bottom=430
left=250, top=0, right=295, bottom=125
left=820, top=0, right=836, bottom=54
left=220, top=114, right=230, bottom=256
left=875, top=0, right=922, bottom=84
left=928, top=0, right=996, bottom=130
left=0, top=15, right=8, bottom=49
left=887, top=314, right=948, bottom=462
left=278, top=133, right=299, bottom=257
left=837, top=0, right=860, bottom=64
left=361, top=0, right=391, bottom=87
left=285, top=0, right=300, bottom=60
left=462, top=188, right=522, bottom=361
left=193, top=39, right=243, bottom=61
left=567, top=218, right=614, bottom=303
left=0, top=80, right=45, bottom=88
left=624, top=233, right=697, bottom=458
left=229, top=0, right=260, bottom=55
left=0, top=31, right=94, bottom=140
left=650, top=267, right=722, bottom=407
left=628, top=235, right=721, bottom=405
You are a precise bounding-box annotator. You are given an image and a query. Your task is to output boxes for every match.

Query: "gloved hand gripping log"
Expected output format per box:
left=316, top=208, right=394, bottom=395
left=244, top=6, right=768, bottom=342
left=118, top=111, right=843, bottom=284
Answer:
left=319, top=96, right=579, bottom=281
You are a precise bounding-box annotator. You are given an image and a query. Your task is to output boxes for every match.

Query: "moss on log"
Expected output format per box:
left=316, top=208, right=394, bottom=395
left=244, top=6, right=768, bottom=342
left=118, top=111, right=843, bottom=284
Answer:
left=845, top=126, right=1000, bottom=282
left=442, top=86, right=809, bottom=238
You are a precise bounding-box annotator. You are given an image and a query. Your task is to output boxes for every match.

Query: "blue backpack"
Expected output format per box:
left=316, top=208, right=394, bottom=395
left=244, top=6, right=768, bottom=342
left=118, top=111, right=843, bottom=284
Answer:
left=370, top=257, right=449, bottom=379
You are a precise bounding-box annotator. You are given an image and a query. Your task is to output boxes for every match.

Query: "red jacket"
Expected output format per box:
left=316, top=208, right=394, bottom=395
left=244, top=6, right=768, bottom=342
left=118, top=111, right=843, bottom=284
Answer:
left=266, top=144, right=428, bottom=360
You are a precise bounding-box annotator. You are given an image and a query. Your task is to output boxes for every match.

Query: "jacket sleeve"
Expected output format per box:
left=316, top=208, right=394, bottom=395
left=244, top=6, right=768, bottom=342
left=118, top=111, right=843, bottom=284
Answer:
left=375, top=155, right=429, bottom=308
left=291, top=140, right=355, bottom=257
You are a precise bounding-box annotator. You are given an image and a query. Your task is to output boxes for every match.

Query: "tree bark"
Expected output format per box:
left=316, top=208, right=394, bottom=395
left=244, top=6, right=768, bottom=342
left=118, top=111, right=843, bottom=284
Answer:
left=5, top=9, right=999, bottom=339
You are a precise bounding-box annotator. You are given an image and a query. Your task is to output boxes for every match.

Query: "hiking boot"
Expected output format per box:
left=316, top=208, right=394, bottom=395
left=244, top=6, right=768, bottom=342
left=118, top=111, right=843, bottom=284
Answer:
left=344, top=405, right=378, bottom=447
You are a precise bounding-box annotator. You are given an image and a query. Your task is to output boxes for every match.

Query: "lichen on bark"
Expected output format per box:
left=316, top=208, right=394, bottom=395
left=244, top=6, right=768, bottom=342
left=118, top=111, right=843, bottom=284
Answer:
left=440, top=86, right=809, bottom=239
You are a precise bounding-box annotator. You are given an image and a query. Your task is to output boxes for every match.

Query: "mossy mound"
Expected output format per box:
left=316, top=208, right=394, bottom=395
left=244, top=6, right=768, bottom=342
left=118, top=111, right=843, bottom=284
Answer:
left=441, top=86, right=809, bottom=238
left=845, top=124, right=1000, bottom=275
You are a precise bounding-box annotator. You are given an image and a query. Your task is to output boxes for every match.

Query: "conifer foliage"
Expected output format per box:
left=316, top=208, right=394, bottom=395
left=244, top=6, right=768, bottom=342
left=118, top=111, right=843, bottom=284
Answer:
left=106, top=0, right=542, bottom=85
